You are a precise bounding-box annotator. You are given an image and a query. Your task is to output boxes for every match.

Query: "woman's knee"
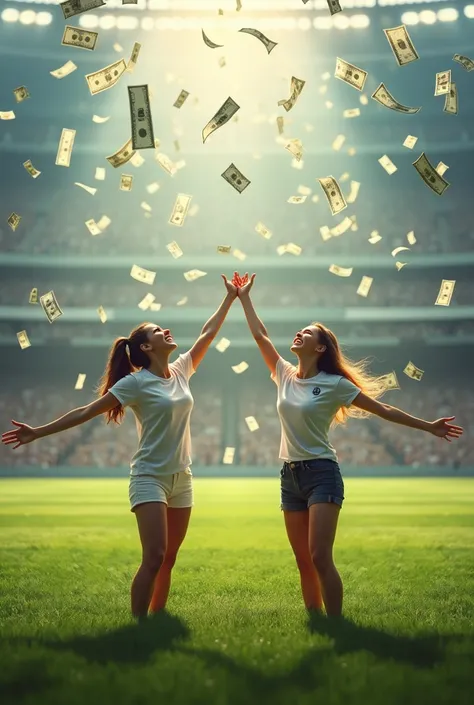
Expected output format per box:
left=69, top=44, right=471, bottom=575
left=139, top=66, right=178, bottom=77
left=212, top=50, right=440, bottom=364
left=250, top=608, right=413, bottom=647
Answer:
left=310, top=547, right=334, bottom=574
left=142, top=550, right=166, bottom=573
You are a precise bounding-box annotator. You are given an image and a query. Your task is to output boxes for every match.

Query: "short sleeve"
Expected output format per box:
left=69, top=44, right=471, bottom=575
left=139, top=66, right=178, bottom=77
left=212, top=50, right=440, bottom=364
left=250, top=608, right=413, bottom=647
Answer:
left=336, top=376, right=361, bottom=407
left=170, top=351, right=195, bottom=381
left=108, top=374, right=139, bottom=408
left=271, top=357, right=295, bottom=386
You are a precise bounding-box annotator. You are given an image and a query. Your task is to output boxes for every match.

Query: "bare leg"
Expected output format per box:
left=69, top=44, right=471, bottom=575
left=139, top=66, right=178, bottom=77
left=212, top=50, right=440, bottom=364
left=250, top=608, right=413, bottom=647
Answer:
left=131, top=502, right=168, bottom=619
left=283, top=510, right=323, bottom=611
left=308, top=502, right=343, bottom=617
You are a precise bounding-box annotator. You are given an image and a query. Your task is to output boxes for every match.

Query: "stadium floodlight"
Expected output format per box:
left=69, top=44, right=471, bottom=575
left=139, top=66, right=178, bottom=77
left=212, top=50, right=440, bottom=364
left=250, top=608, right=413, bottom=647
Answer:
left=350, top=14, right=370, bottom=28
left=98, top=15, right=116, bottom=29
left=437, top=8, right=458, bottom=22
left=464, top=5, right=474, bottom=18
left=141, top=17, right=155, bottom=30
left=419, top=9, right=437, bottom=24
left=117, top=16, right=139, bottom=30
left=78, top=14, right=99, bottom=28
left=19, top=10, right=36, bottom=25
left=1, top=8, right=19, bottom=22
left=313, top=16, right=332, bottom=30
left=401, top=11, right=419, bottom=25
left=333, top=14, right=351, bottom=29
left=35, top=12, right=53, bottom=26
left=297, top=17, right=312, bottom=30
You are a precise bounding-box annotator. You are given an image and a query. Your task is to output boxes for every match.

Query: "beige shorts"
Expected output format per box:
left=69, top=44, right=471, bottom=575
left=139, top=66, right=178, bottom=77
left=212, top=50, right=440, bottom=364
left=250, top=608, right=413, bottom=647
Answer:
left=129, top=468, right=194, bottom=512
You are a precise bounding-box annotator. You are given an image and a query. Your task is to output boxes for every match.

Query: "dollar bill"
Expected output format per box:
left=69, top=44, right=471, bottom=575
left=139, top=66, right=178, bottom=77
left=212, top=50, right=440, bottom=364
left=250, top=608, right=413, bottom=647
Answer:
left=236, top=0, right=242, bottom=10
left=350, top=215, right=358, bottom=232
left=383, top=25, right=419, bottom=66
left=169, top=194, right=192, bottom=226
left=184, top=269, right=207, bottom=282
left=371, top=83, right=421, bottom=114
left=55, top=128, right=76, bottom=167
left=298, top=185, right=312, bottom=196
left=130, top=152, right=145, bottom=168
left=130, top=264, right=156, bottom=285
left=276, top=116, right=284, bottom=134
left=395, top=261, right=408, bottom=271
left=23, top=160, right=41, bottom=178
left=453, top=54, right=474, bottom=71
left=318, top=176, right=347, bottom=216
left=435, top=279, right=455, bottom=306
left=357, top=276, right=373, bottom=297
left=256, top=222, right=272, bottom=239
left=40, top=291, right=63, bottom=323
left=173, top=89, right=190, bottom=108
left=29, top=288, right=38, bottom=304
left=128, top=84, right=154, bottom=149
left=320, top=226, right=332, bottom=241
left=61, top=25, right=98, bottom=51
left=0, top=111, right=15, bottom=120
left=403, top=361, right=424, bottom=381
left=50, top=60, right=77, bottom=79
left=85, top=59, right=126, bottom=96
left=332, top=134, right=346, bottom=151
left=95, top=167, right=106, bottom=180
left=97, top=305, right=107, bottom=323
left=164, top=242, right=182, bottom=260
left=60, top=0, right=105, bottom=19
left=146, top=182, right=160, bottom=194
left=443, top=83, right=458, bottom=115
left=223, top=447, right=235, bottom=464
left=379, top=371, right=400, bottom=390
left=92, top=115, right=110, bottom=123
left=343, top=108, right=360, bottom=118
left=7, top=213, right=21, bottom=231
left=175, top=159, right=186, bottom=171
left=141, top=201, right=152, bottom=213
left=202, top=29, right=223, bottom=48
left=106, top=139, right=135, bottom=168
left=413, top=153, right=450, bottom=195
left=329, top=264, right=353, bottom=277
left=378, top=154, right=397, bottom=175
left=278, top=76, right=306, bottom=111
left=74, top=182, right=96, bottom=195
left=287, top=195, right=306, bottom=204
left=403, top=135, right=418, bottom=149
left=326, top=0, right=342, bottom=14
left=156, top=152, right=177, bottom=176
left=330, top=216, right=352, bottom=237
left=335, top=58, right=367, bottom=91
left=149, top=302, right=162, bottom=312
left=391, top=246, right=410, bottom=257
left=138, top=293, right=156, bottom=311
left=407, top=231, right=416, bottom=245
left=245, top=416, right=260, bottom=432
left=13, top=86, right=29, bottom=102
left=97, top=215, right=111, bottom=231
left=218, top=56, right=226, bottom=68
left=346, top=181, right=360, bottom=204
left=75, top=373, right=87, bottom=390
left=176, top=297, right=188, bottom=306
left=215, top=337, right=231, bottom=352
left=120, top=174, right=133, bottom=191
left=231, top=362, right=249, bottom=374
left=85, top=219, right=101, bottom=236
left=217, top=245, right=231, bottom=254
left=221, top=163, right=250, bottom=193
left=233, top=249, right=247, bottom=261
left=436, top=161, right=449, bottom=176
left=277, top=243, right=302, bottom=256
left=17, top=330, right=31, bottom=350
left=202, top=97, right=240, bottom=143
left=285, top=138, right=303, bottom=161
left=368, top=231, right=382, bottom=244
left=238, top=28, right=278, bottom=54
left=434, top=70, right=451, bottom=96
left=126, top=42, right=141, bottom=73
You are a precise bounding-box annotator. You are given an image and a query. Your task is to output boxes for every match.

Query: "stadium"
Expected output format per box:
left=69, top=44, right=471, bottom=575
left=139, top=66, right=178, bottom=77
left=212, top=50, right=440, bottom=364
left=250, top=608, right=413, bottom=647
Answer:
left=0, top=1, right=473, bottom=703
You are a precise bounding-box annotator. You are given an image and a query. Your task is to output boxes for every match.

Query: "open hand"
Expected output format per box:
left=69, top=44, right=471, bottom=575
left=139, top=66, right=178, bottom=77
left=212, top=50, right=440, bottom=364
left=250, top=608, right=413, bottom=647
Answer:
left=233, top=272, right=255, bottom=296
left=221, top=274, right=238, bottom=299
left=429, top=416, right=464, bottom=442
left=2, top=420, right=38, bottom=450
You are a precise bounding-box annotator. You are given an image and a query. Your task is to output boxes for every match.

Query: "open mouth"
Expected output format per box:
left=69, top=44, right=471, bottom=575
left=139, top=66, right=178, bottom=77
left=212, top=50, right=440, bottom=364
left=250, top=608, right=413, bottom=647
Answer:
left=293, top=338, right=303, bottom=345
left=165, top=336, right=174, bottom=342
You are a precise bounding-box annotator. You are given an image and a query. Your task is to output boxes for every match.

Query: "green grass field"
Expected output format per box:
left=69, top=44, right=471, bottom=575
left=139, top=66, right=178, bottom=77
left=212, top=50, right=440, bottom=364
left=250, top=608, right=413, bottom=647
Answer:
left=1, top=477, right=473, bottom=705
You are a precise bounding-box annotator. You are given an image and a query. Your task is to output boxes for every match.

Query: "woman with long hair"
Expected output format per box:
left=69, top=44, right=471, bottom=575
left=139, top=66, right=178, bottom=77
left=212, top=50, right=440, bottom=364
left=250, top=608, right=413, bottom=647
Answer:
left=233, top=271, right=463, bottom=617
left=1, top=275, right=239, bottom=620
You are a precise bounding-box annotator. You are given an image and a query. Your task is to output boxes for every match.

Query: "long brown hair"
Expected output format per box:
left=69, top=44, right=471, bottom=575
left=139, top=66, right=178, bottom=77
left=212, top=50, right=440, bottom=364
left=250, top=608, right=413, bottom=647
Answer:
left=312, top=322, right=387, bottom=427
left=96, top=322, right=153, bottom=425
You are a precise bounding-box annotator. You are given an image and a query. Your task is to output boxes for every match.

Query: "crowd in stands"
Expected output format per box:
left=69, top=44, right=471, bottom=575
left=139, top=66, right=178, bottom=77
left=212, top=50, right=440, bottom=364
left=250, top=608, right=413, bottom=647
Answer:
left=0, top=378, right=472, bottom=470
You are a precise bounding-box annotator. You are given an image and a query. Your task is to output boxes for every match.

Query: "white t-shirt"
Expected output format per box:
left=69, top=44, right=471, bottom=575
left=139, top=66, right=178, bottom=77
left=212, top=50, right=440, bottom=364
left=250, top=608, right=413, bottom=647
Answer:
left=108, top=351, right=195, bottom=477
left=271, top=357, right=361, bottom=463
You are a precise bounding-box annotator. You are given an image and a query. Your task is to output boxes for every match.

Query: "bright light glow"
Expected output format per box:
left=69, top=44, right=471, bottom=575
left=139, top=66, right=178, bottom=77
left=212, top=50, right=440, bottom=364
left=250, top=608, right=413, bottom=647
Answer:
left=419, top=9, right=437, bottom=23
left=98, top=15, right=116, bottom=29
left=78, top=14, right=99, bottom=29
left=19, top=10, right=35, bottom=24
left=313, top=16, right=332, bottom=30
left=350, top=14, right=370, bottom=28
left=141, top=17, right=155, bottom=30
left=464, top=5, right=474, bottom=18
left=437, top=7, right=458, bottom=22
left=401, top=11, right=419, bottom=24
left=117, top=16, right=138, bottom=29
left=333, top=14, right=350, bottom=29
left=297, top=17, right=312, bottom=30
left=1, top=8, right=19, bottom=22
left=35, top=11, right=52, bottom=26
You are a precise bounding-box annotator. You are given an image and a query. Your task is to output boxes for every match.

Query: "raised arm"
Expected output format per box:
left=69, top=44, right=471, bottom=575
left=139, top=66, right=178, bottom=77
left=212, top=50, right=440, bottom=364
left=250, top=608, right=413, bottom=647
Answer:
left=236, top=273, right=280, bottom=377
left=1, top=392, right=120, bottom=450
left=187, top=275, right=237, bottom=371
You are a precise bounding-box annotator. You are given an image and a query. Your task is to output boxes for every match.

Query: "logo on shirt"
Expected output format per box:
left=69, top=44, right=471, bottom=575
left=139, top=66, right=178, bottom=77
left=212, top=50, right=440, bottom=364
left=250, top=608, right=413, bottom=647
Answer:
left=312, top=386, right=321, bottom=396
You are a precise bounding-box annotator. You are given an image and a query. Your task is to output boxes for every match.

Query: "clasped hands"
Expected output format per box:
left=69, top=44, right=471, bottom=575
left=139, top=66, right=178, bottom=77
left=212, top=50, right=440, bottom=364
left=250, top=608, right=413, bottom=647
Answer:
left=221, top=271, right=256, bottom=299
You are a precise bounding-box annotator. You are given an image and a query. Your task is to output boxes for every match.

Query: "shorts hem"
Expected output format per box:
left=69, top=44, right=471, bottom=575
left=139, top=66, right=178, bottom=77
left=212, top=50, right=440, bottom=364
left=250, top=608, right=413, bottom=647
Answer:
left=308, top=494, right=343, bottom=508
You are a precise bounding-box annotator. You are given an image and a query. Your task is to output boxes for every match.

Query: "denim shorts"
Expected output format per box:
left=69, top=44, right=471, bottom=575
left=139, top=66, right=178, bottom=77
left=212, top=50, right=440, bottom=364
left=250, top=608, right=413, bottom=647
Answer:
left=280, top=458, right=345, bottom=511
left=129, top=468, right=194, bottom=512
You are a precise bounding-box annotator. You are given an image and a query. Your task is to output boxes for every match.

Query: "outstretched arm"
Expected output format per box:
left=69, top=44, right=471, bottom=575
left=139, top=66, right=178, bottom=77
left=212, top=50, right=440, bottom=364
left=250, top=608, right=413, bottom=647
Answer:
left=188, top=275, right=237, bottom=370
left=237, top=273, right=280, bottom=377
left=352, top=392, right=464, bottom=441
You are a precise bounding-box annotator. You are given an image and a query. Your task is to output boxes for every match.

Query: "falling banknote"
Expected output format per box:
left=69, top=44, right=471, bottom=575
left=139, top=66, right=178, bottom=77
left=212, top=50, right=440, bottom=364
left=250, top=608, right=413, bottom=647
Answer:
left=13, top=86, right=29, bottom=102
left=232, top=362, right=249, bottom=374
left=379, top=371, right=400, bottom=390
left=371, top=83, right=421, bottom=114
left=383, top=25, right=419, bottom=66
left=40, top=291, right=63, bottom=323
left=106, top=138, right=136, bottom=168
left=173, top=89, right=190, bottom=108
left=221, top=163, right=250, bottom=193
left=356, top=276, right=373, bottom=297
left=435, top=280, right=455, bottom=306
left=7, top=213, right=21, bottom=231
left=138, top=294, right=156, bottom=311
left=215, top=337, right=231, bottom=353
left=60, top=0, right=105, bottom=19
left=166, top=241, right=183, bottom=258
left=223, top=447, right=235, bottom=464
left=436, top=161, right=449, bottom=176
left=201, top=29, right=223, bottom=48
left=155, top=153, right=177, bottom=176
left=17, top=331, right=31, bottom=350
left=413, top=153, right=450, bottom=195
left=97, top=306, right=107, bottom=323
left=278, top=76, right=306, bottom=111
left=434, top=70, right=451, bottom=97
left=168, top=194, right=192, bottom=226
left=202, top=96, right=240, bottom=143
left=126, top=42, right=141, bottom=73
left=130, top=264, right=156, bottom=286
left=85, top=59, right=126, bottom=96
left=403, top=135, right=418, bottom=149
left=443, top=84, right=458, bottom=115
left=184, top=270, right=207, bottom=282
left=55, top=128, right=76, bottom=167
left=75, top=373, right=87, bottom=390
left=23, top=160, right=41, bottom=178
left=245, top=416, right=260, bottom=432
left=256, top=222, right=272, bottom=239
left=329, top=264, right=353, bottom=277
left=50, top=61, right=77, bottom=79
left=453, top=54, right=474, bottom=71
left=29, top=288, right=38, bottom=304
left=334, top=58, right=367, bottom=91
left=238, top=28, right=278, bottom=54
left=318, top=176, right=348, bottom=216
left=378, top=155, right=397, bottom=175
left=120, top=174, right=133, bottom=191
left=403, top=361, right=424, bottom=381
left=61, top=25, right=98, bottom=51
left=128, top=84, right=155, bottom=149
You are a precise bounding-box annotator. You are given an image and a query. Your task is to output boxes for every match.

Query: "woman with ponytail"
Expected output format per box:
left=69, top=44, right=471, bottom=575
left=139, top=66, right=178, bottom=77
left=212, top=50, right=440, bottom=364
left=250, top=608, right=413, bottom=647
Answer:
left=233, top=272, right=463, bottom=617
left=2, top=274, right=239, bottom=620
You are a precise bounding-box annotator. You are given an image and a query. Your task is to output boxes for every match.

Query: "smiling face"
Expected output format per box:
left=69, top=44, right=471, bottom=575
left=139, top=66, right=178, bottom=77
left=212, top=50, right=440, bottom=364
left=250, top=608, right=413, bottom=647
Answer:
left=290, top=324, right=326, bottom=356
left=141, top=323, right=177, bottom=356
